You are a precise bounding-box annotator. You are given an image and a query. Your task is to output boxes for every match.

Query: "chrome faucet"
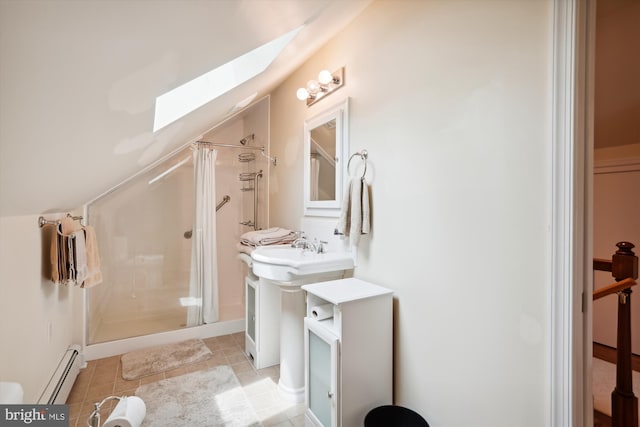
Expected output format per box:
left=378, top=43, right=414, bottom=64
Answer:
left=309, top=238, right=328, bottom=254
left=291, top=237, right=308, bottom=249
left=291, top=237, right=327, bottom=254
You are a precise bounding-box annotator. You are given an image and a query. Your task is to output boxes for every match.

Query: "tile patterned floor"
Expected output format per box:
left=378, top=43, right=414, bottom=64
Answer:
left=66, top=332, right=305, bottom=427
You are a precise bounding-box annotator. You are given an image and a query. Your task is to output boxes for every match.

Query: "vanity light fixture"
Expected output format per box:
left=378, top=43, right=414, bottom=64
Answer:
left=296, top=67, right=344, bottom=107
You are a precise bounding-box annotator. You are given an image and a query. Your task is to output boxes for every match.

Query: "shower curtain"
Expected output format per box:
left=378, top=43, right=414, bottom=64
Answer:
left=310, top=157, right=319, bottom=200
left=187, top=144, right=219, bottom=326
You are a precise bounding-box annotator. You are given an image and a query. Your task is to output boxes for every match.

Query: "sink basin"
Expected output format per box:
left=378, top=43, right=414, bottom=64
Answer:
left=251, top=245, right=354, bottom=282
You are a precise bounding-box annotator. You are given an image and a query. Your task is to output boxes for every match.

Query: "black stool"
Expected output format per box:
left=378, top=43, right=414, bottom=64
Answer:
left=364, top=405, right=429, bottom=427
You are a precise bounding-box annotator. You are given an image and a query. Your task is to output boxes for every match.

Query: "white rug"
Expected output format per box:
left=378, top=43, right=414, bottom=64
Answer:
left=121, top=338, right=212, bottom=380
left=135, top=365, right=262, bottom=427
left=592, top=357, right=640, bottom=416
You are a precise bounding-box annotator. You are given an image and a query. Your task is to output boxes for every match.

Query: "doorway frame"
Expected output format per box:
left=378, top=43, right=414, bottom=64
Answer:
left=551, top=0, right=596, bottom=425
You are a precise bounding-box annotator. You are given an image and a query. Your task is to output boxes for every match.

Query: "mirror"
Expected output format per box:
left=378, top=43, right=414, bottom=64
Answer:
left=310, top=118, right=336, bottom=201
left=303, top=98, right=349, bottom=216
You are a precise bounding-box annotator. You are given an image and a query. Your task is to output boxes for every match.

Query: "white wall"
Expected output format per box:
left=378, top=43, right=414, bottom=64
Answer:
left=270, top=1, right=553, bottom=425
left=0, top=215, right=81, bottom=403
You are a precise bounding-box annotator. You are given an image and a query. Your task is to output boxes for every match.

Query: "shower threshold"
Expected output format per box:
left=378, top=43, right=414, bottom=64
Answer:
left=84, top=316, right=245, bottom=361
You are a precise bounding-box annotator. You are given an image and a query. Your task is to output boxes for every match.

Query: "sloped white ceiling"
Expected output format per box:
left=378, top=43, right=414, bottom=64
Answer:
left=0, top=0, right=371, bottom=216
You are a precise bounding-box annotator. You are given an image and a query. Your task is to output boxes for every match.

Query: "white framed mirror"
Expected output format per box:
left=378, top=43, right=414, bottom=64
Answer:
left=303, top=98, right=349, bottom=217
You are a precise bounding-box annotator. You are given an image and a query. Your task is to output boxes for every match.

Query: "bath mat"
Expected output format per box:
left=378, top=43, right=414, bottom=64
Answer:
left=135, top=366, right=262, bottom=427
left=121, top=338, right=212, bottom=380
left=592, top=357, right=640, bottom=416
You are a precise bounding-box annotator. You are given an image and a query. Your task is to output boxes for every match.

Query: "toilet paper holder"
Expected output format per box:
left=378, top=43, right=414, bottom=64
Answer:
left=87, top=395, right=145, bottom=427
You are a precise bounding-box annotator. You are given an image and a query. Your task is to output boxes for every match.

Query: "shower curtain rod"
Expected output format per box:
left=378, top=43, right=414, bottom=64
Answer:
left=195, top=140, right=277, bottom=166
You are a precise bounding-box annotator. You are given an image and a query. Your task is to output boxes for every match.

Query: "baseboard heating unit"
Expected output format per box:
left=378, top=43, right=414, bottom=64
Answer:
left=38, top=344, right=82, bottom=404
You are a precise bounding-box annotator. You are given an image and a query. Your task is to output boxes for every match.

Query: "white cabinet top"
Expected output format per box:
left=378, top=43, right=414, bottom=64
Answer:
left=302, top=278, right=392, bottom=305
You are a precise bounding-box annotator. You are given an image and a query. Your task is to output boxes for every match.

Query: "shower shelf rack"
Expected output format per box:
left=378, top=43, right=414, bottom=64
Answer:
left=239, top=172, right=257, bottom=192
left=238, top=152, right=256, bottom=162
left=240, top=169, right=263, bottom=230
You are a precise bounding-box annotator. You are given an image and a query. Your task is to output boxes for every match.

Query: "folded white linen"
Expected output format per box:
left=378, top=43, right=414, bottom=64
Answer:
left=236, top=242, right=255, bottom=255
left=240, top=227, right=297, bottom=247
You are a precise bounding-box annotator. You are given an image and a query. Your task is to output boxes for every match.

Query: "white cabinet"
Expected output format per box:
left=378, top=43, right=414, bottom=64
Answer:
left=302, top=278, right=393, bottom=427
left=306, top=316, right=340, bottom=426
left=245, top=272, right=281, bottom=369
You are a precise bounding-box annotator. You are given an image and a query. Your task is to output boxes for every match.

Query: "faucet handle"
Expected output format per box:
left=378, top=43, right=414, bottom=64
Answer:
left=317, top=240, right=328, bottom=254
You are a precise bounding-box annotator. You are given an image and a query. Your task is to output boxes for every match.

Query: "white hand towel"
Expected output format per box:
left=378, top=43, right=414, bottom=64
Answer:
left=73, top=230, right=88, bottom=286
left=361, top=178, right=370, bottom=235
left=335, top=179, right=353, bottom=236
left=335, top=178, right=371, bottom=246
left=349, top=177, right=362, bottom=246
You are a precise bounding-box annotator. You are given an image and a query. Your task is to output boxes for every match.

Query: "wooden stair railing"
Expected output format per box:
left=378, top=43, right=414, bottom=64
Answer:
left=593, top=278, right=637, bottom=302
left=593, top=242, right=639, bottom=427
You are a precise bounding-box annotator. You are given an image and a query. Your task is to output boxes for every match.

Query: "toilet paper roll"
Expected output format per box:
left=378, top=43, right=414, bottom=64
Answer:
left=311, top=304, right=334, bottom=321
left=103, top=396, right=146, bottom=427
left=0, top=382, right=23, bottom=404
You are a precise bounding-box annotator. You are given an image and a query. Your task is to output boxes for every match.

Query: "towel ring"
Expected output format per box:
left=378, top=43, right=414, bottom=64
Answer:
left=347, top=150, right=368, bottom=178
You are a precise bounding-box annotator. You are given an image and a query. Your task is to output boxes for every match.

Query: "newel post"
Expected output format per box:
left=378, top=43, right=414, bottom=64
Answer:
left=611, top=241, right=638, bottom=427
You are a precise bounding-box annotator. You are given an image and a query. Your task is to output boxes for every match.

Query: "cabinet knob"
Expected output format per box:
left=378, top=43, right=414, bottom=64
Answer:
left=327, top=391, right=334, bottom=399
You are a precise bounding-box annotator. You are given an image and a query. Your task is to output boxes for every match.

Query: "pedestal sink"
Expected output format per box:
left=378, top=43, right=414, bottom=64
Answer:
left=252, top=245, right=355, bottom=282
left=250, top=245, right=354, bottom=402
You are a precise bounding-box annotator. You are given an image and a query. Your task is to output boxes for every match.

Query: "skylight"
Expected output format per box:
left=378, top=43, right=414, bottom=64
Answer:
left=153, top=25, right=303, bottom=132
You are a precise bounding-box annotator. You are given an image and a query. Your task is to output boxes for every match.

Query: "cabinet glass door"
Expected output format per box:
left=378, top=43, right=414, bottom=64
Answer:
left=246, top=280, right=256, bottom=342
left=305, top=318, right=339, bottom=427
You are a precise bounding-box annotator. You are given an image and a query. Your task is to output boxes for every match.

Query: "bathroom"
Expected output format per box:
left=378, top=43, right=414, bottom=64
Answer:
left=0, top=0, right=589, bottom=425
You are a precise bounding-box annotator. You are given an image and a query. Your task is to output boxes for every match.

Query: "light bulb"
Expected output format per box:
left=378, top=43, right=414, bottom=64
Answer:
left=318, top=70, right=333, bottom=85
left=306, top=79, right=320, bottom=95
left=296, top=87, right=309, bottom=101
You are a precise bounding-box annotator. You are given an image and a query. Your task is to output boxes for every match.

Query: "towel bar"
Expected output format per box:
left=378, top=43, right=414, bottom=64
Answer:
left=38, top=214, right=84, bottom=229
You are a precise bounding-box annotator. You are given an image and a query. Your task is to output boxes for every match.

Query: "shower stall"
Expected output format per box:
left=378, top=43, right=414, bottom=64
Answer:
left=85, top=99, right=269, bottom=346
